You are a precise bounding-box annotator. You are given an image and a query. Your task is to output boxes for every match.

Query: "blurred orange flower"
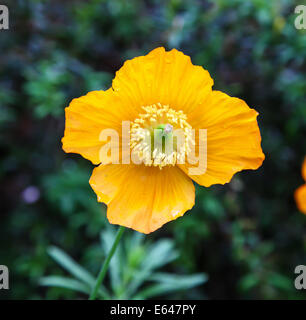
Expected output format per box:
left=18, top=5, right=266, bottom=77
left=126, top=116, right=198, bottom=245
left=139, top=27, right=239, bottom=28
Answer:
left=62, top=47, right=265, bottom=234
left=295, top=157, right=306, bottom=214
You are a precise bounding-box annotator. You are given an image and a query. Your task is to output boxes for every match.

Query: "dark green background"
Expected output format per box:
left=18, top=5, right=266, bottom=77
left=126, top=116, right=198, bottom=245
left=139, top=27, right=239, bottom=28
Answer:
left=0, top=0, right=306, bottom=299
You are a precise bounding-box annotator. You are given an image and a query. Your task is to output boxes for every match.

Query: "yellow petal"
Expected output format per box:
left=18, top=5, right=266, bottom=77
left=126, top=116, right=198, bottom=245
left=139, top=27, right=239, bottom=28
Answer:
left=302, top=157, right=306, bottom=182
left=295, top=184, right=306, bottom=215
left=90, top=164, right=195, bottom=234
left=179, top=91, right=265, bottom=186
left=89, top=164, right=129, bottom=205
left=112, top=47, right=213, bottom=115
left=62, top=89, right=139, bottom=164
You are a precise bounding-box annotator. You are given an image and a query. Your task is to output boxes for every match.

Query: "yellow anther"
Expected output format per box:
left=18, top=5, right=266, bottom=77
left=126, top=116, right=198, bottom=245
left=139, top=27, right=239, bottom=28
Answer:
left=130, top=103, right=194, bottom=168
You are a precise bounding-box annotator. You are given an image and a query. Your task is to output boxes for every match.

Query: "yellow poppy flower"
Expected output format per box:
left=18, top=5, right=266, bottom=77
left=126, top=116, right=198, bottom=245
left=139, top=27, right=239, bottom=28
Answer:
left=295, top=157, right=306, bottom=214
left=62, top=47, right=265, bottom=234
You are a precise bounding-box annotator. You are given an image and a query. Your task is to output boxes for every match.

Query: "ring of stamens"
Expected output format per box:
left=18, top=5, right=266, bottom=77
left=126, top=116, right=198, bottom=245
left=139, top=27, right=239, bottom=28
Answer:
left=130, top=103, right=194, bottom=168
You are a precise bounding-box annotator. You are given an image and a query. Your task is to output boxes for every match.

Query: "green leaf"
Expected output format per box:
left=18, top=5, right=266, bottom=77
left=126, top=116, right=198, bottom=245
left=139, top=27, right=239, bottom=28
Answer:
left=125, top=239, right=178, bottom=298
left=135, top=273, right=207, bottom=299
left=141, top=239, right=178, bottom=271
left=100, top=229, right=123, bottom=293
left=46, top=246, right=110, bottom=299
left=39, top=276, right=90, bottom=294
left=239, top=273, right=260, bottom=292
left=47, top=246, right=95, bottom=286
left=268, top=272, right=292, bottom=291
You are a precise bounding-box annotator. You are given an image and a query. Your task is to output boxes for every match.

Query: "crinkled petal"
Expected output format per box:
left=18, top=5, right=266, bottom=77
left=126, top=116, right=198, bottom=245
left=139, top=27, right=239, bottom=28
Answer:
left=90, top=164, right=195, bottom=234
left=179, top=91, right=265, bottom=186
left=112, top=47, right=214, bottom=115
left=62, top=89, right=139, bottom=164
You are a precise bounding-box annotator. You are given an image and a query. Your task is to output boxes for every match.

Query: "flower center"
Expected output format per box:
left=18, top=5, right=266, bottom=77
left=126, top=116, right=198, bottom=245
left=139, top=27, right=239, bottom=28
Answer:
left=130, top=103, right=194, bottom=168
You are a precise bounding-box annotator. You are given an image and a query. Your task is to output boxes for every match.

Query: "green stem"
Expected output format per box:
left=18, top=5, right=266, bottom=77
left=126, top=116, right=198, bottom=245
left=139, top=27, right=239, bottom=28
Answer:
left=89, top=226, right=125, bottom=300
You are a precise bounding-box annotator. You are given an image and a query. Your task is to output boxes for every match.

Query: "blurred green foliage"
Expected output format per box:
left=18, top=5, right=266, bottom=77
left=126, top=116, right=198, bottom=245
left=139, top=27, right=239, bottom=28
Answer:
left=40, top=231, right=207, bottom=299
left=0, top=0, right=305, bottom=299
